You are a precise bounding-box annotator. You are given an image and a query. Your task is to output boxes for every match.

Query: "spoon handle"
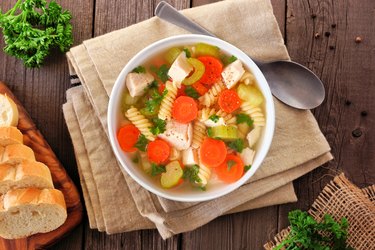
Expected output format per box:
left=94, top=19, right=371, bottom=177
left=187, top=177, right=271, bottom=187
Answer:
left=155, top=2, right=217, bottom=37
left=154, top=1, right=262, bottom=66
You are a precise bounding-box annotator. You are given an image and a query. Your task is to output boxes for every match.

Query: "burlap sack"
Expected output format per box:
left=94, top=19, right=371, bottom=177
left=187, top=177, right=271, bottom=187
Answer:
left=264, top=174, right=375, bottom=250
left=63, top=0, right=333, bottom=238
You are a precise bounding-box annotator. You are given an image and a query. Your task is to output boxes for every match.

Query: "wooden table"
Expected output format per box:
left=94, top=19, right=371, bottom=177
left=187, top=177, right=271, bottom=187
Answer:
left=0, top=0, right=374, bottom=249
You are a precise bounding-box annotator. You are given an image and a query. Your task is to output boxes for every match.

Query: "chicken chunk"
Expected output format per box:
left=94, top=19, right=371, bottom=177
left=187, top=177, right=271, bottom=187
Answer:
left=221, top=60, right=245, bottom=89
left=158, top=119, right=193, bottom=150
left=125, top=72, right=154, bottom=97
left=182, top=147, right=198, bottom=166
left=167, top=52, right=193, bottom=86
left=239, top=147, right=256, bottom=166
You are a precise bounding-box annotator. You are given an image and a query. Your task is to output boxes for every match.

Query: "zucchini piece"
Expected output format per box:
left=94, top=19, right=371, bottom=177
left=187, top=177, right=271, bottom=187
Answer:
left=195, top=43, right=220, bottom=58
left=210, top=125, right=238, bottom=140
left=140, top=106, right=158, bottom=117
left=165, top=47, right=182, bottom=65
left=161, top=161, right=183, bottom=188
left=182, top=58, right=205, bottom=85
left=237, top=83, right=264, bottom=106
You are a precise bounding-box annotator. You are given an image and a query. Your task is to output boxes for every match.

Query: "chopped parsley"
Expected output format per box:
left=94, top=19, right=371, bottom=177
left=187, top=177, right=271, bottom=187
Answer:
left=185, top=86, right=200, bottom=99
left=151, top=163, right=166, bottom=176
left=236, top=113, right=254, bottom=127
left=183, top=48, right=191, bottom=58
left=150, top=64, right=169, bottom=83
left=227, top=160, right=237, bottom=171
left=150, top=118, right=166, bottom=135
left=209, top=114, right=220, bottom=123
left=206, top=127, right=213, bottom=137
left=221, top=55, right=237, bottom=66
left=227, top=139, right=244, bottom=153
left=183, top=165, right=202, bottom=184
left=148, top=80, right=159, bottom=89
left=132, top=65, right=146, bottom=73
left=135, top=134, right=149, bottom=152
left=244, top=165, right=251, bottom=172
left=145, top=89, right=168, bottom=113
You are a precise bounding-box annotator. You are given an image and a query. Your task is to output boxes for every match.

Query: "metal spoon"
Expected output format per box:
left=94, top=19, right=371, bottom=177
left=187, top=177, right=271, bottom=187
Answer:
left=155, top=1, right=325, bottom=110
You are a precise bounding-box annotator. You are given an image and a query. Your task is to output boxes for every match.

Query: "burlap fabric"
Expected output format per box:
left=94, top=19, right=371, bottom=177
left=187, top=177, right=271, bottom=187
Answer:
left=264, top=174, right=375, bottom=250
left=63, top=0, right=333, bottom=238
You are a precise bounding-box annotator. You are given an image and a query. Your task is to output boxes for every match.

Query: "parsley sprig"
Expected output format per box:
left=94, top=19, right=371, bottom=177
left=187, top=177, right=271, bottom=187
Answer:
left=184, top=86, right=200, bottom=99
left=135, top=134, right=149, bottom=152
left=150, top=64, right=169, bottom=83
left=150, top=118, right=166, bottom=135
left=227, top=139, right=244, bottom=153
left=0, top=0, right=73, bottom=67
left=151, top=163, right=166, bottom=176
left=145, top=89, right=167, bottom=113
left=183, top=165, right=202, bottom=184
left=236, top=113, right=254, bottom=127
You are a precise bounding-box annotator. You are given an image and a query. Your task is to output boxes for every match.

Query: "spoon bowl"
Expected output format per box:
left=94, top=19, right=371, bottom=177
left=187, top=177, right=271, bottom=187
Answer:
left=155, top=1, right=326, bottom=110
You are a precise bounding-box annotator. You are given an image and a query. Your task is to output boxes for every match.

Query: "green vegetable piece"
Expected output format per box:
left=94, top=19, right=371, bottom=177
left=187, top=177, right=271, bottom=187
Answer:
left=244, top=165, right=251, bottom=172
left=150, top=118, right=166, bottom=135
left=144, top=89, right=167, bottom=114
left=183, top=164, right=202, bottom=184
left=210, top=125, right=238, bottom=140
left=195, top=43, right=220, bottom=58
left=221, top=55, right=237, bottom=66
left=164, top=47, right=182, bottom=65
left=209, top=114, right=220, bottom=123
left=237, top=83, right=264, bottom=106
left=236, top=113, right=254, bottom=127
left=132, top=66, right=146, bottom=73
left=140, top=107, right=158, bottom=117
left=183, top=48, right=191, bottom=58
left=184, top=86, right=200, bottom=99
left=182, top=58, right=205, bottom=85
left=0, top=0, right=73, bottom=68
left=160, top=161, right=183, bottom=188
left=227, top=160, right=236, bottom=170
left=150, top=64, right=169, bottom=83
left=227, top=139, right=244, bottom=153
left=151, top=163, right=166, bottom=176
left=135, top=134, right=149, bottom=152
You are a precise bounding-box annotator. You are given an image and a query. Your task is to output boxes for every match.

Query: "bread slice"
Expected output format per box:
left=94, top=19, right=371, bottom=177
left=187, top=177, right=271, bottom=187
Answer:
left=1, top=144, right=35, bottom=164
left=0, top=126, right=23, bottom=147
left=0, top=94, right=19, bottom=127
left=0, top=160, right=53, bottom=194
left=0, top=188, right=67, bottom=239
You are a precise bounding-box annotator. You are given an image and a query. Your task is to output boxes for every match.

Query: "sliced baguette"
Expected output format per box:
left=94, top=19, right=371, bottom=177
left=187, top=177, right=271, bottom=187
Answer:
left=0, top=188, right=67, bottom=239
left=0, top=94, right=19, bottom=127
left=0, top=160, right=53, bottom=194
left=0, top=126, right=23, bottom=147
left=1, top=144, right=35, bottom=164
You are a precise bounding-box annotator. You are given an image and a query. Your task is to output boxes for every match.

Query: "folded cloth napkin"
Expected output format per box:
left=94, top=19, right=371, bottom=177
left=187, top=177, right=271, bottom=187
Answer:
left=63, top=0, right=333, bottom=238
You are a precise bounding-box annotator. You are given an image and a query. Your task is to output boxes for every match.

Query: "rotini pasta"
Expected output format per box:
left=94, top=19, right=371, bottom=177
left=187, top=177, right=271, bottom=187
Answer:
left=192, top=120, right=206, bottom=149
left=158, top=81, right=178, bottom=120
left=240, top=101, right=266, bottom=127
left=240, top=71, right=255, bottom=85
left=199, top=107, right=237, bottom=125
left=197, top=163, right=211, bottom=187
left=198, top=80, right=225, bottom=107
left=216, top=109, right=236, bottom=125
left=125, top=107, right=156, bottom=141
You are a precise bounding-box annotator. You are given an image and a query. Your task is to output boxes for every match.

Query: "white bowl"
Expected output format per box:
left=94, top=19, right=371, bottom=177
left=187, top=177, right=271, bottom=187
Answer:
left=108, top=34, right=275, bottom=202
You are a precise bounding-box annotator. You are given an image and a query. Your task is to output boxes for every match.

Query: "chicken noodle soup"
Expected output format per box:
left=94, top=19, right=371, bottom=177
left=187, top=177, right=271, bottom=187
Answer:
left=118, top=43, right=265, bottom=190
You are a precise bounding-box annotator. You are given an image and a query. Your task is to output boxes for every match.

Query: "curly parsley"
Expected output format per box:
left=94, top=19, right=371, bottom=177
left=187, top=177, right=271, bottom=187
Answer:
left=227, top=139, right=244, bottom=153
left=150, top=64, right=169, bottom=83
left=132, top=65, right=146, bottom=73
left=236, top=113, right=254, bottom=127
left=145, top=89, right=167, bottom=113
left=183, top=165, right=202, bottom=184
left=151, top=163, right=166, bottom=176
left=185, top=86, right=200, bottom=99
left=150, top=118, right=166, bottom=135
left=0, top=0, right=73, bottom=67
left=134, top=134, right=149, bottom=152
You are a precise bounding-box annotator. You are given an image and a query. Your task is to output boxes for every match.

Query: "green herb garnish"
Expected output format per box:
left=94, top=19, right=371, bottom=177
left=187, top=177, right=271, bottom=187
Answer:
left=148, top=80, right=159, bottom=89
left=145, top=89, right=167, bottom=113
left=151, top=163, right=166, bottom=176
left=221, top=55, right=237, bottom=66
left=183, top=165, right=202, bottom=184
left=244, top=165, right=251, bottom=172
left=132, top=65, right=146, bottom=73
left=236, top=113, right=254, bottom=127
left=227, top=160, right=236, bottom=170
left=150, top=64, right=169, bottom=83
left=275, top=210, right=353, bottom=250
left=209, top=114, right=220, bottom=123
left=134, top=134, right=149, bottom=152
left=183, top=48, right=191, bottom=58
left=207, top=127, right=213, bottom=138
left=185, top=86, right=200, bottom=99
left=227, top=139, right=244, bottom=153
left=150, top=118, right=166, bottom=135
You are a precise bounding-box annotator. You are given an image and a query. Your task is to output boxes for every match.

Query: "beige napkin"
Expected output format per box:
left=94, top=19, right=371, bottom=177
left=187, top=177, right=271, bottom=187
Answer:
left=63, top=0, right=333, bottom=238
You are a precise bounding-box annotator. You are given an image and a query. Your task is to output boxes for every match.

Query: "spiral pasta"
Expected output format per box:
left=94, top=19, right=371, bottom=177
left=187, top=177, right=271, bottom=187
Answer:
left=197, top=163, right=211, bottom=187
left=158, top=81, right=178, bottom=120
left=125, top=107, right=156, bottom=141
left=198, top=80, right=225, bottom=107
left=199, top=107, right=237, bottom=125
left=192, top=120, right=206, bottom=149
left=240, top=71, right=255, bottom=85
left=240, top=101, right=266, bottom=127
left=216, top=109, right=236, bottom=125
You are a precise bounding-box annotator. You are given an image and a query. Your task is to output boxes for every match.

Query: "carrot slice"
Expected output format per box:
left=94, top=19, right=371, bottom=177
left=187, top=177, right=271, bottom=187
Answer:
left=192, top=82, right=208, bottom=95
left=199, top=138, right=227, bottom=168
left=218, top=89, right=241, bottom=113
left=147, top=139, right=171, bottom=164
left=215, top=154, right=244, bottom=183
left=172, top=96, right=198, bottom=123
left=198, top=56, right=223, bottom=85
left=117, top=124, right=141, bottom=152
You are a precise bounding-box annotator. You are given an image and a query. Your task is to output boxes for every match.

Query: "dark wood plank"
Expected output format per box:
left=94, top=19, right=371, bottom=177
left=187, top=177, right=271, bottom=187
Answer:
left=276, top=0, right=375, bottom=234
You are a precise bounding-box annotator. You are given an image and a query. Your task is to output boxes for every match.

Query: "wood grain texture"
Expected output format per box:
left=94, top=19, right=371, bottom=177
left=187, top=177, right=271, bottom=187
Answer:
left=0, top=82, right=83, bottom=250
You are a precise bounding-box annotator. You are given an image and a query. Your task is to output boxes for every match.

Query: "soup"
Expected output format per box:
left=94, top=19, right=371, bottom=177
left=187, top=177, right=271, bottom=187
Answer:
left=117, top=43, right=265, bottom=191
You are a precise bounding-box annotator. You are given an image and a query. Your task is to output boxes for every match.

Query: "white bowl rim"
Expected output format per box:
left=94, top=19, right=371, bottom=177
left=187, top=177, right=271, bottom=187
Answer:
left=108, top=34, right=275, bottom=202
